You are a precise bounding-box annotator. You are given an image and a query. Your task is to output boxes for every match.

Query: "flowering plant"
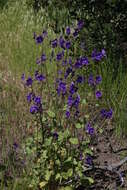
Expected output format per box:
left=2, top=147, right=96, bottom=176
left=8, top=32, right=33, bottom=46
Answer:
left=22, top=20, right=112, bottom=189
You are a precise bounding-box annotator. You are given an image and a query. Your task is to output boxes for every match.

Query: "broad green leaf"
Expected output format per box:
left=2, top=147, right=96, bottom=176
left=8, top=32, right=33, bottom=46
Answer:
left=69, top=138, right=78, bottom=145
left=67, top=168, right=73, bottom=177
left=75, top=123, right=82, bottom=129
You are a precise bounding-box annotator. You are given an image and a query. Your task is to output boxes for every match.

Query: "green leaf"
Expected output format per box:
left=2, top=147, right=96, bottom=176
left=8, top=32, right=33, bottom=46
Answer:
left=39, top=181, right=48, bottom=188
left=64, top=157, right=72, bottom=163
left=69, top=138, right=78, bottom=145
left=47, top=110, right=55, bottom=118
left=85, top=177, right=94, bottom=184
left=82, top=99, right=87, bottom=104
left=55, top=173, right=61, bottom=180
left=67, top=168, right=73, bottom=177
left=75, top=123, right=83, bottom=129
left=45, top=170, right=52, bottom=181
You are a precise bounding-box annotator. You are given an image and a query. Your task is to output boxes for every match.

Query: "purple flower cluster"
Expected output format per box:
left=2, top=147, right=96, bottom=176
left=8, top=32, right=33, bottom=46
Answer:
left=34, top=30, right=47, bottom=44
left=92, top=49, right=106, bottom=61
left=88, top=74, right=102, bottom=86
left=100, top=108, right=113, bottom=119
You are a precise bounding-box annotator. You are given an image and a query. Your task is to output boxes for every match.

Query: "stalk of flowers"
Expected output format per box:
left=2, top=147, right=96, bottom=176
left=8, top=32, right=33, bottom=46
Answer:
left=22, top=20, right=114, bottom=189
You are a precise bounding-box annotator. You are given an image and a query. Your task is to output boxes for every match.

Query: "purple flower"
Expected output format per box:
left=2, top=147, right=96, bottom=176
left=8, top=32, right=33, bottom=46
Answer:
left=53, top=132, right=58, bottom=139
left=21, top=73, right=25, bottom=81
left=96, top=75, right=102, bottom=84
left=77, top=20, right=84, bottom=30
left=85, top=156, right=93, bottom=165
left=65, top=110, right=70, bottom=118
left=36, top=58, right=41, bottom=64
left=101, top=49, right=106, bottom=57
left=51, top=39, right=58, bottom=48
left=73, top=94, right=80, bottom=108
left=73, top=28, right=79, bottom=37
left=86, top=123, right=94, bottom=135
left=42, top=30, right=47, bottom=38
left=81, top=57, right=89, bottom=66
left=69, top=82, right=78, bottom=95
left=34, top=96, right=41, bottom=105
left=41, top=54, right=46, bottom=62
left=30, top=105, right=39, bottom=114
left=36, top=35, right=43, bottom=44
left=65, top=41, right=71, bottom=49
left=92, top=49, right=106, bottom=61
left=59, top=36, right=65, bottom=49
left=100, top=108, right=113, bottom=119
left=64, top=67, right=72, bottom=79
left=26, top=77, right=33, bottom=86
left=76, top=76, right=84, bottom=83
left=66, top=27, right=71, bottom=35
left=27, top=92, right=33, bottom=102
left=36, top=74, right=45, bottom=81
left=57, top=81, right=66, bottom=95
left=67, top=95, right=73, bottom=107
left=88, top=74, right=94, bottom=86
left=13, top=142, right=18, bottom=150
left=106, top=109, right=113, bottom=119
left=56, top=52, right=64, bottom=61
left=74, top=59, right=82, bottom=68
left=96, top=90, right=102, bottom=99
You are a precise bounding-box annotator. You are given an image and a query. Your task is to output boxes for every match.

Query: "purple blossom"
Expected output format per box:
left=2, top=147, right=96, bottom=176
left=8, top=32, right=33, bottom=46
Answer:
left=85, top=155, right=93, bottom=165
left=81, top=57, right=89, bottom=66
left=42, top=30, right=47, bottom=38
left=77, top=20, right=84, bottom=30
left=100, top=108, right=113, bottom=119
left=59, top=36, right=65, bottom=49
left=41, top=54, right=46, bottom=62
left=64, top=67, right=72, bottom=79
left=76, top=76, right=84, bottom=83
left=95, top=90, right=102, bottom=99
left=51, top=39, right=58, bottom=48
left=92, top=49, right=106, bottom=61
left=36, top=74, right=46, bottom=81
left=36, top=35, right=43, bottom=44
left=65, top=110, right=70, bottom=118
left=86, top=123, right=94, bottom=135
left=56, top=51, right=64, bottom=61
left=73, top=94, right=80, bottom=108
left=88, top=74, right=94, bottom=86
left=96, top=75, right=102, bottom=84
left=21, top=73, right=25, bottom=80
left=57, top=81, right=66, bottom=95
left=66, top=27, right=71, bottom=35
left=73, top=28, right=79, bottom=37
left=34, top=96, right=41, bottom=105
left=30, top=105, right=39, bottom=114
left=74, top=59, right=82, bottom=68
left=53, top=132, right=58, bottom=139
left=69, top=82, right=78, bottom=95
left=65, top=41, right=71, bottom=49
left=67, top=95, right=73, bottom=107
left=13, top=142, right=18, bottom=150
left=27, top=92, right=33, bottom=102
left=26, top=77, right=33, bottom=86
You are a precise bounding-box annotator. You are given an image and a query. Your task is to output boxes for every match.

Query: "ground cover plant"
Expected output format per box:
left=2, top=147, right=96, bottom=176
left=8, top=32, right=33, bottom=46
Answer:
left=0, top=0, right=127, bottom=189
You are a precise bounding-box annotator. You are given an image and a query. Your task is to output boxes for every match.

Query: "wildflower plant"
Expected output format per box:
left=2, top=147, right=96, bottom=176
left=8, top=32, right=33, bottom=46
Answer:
left=22, top=20, right=113, bottom=189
